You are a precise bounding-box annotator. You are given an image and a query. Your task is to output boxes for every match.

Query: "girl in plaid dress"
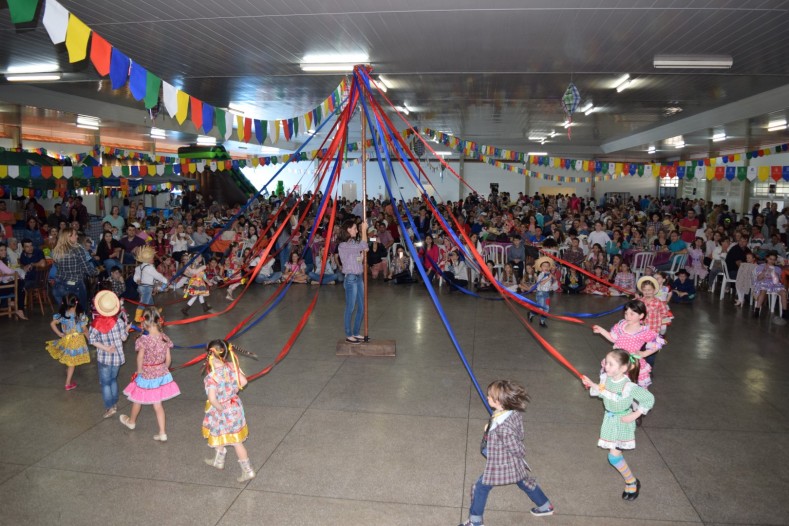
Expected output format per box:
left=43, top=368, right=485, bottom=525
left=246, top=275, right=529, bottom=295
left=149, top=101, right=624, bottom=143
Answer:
left=202, top=340, right=255, bottom=482
left=582, top=349, right=655, bottom=501
left=460, top=380, right=554, bottom=526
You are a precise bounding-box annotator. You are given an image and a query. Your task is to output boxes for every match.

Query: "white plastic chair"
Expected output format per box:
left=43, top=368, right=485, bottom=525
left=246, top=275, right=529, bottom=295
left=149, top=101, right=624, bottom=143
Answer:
left=665, top=253, right=688, bottom=281
left=632, top=251, right=656, bottom=280
left=483, top=244, right=506, bottom=276
left=719, top=263, right=737, bottom=300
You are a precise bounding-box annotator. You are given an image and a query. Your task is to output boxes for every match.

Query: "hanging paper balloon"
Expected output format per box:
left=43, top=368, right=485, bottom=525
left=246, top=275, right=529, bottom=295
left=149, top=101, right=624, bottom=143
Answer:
left=561, top=82, right=581, bottom=138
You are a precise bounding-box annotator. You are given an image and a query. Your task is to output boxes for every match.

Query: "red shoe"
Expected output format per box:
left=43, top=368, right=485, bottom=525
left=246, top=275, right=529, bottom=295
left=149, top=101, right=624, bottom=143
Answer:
left=65, top=383, right=77, bottom=391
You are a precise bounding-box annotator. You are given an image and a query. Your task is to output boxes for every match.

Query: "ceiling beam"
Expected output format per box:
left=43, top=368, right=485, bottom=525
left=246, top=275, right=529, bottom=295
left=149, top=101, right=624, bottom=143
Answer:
left=600, top=83, right=789, bottom=154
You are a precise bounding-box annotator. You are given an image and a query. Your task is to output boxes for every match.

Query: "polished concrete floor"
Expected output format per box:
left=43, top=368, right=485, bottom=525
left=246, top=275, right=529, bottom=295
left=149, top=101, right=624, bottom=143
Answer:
left=1, top=281, right=787, bottom=526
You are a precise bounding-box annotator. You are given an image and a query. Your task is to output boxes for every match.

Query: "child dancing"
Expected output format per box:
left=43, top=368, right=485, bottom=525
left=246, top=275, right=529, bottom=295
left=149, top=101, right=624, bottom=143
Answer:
left=46, top=293, right=90, bottom=390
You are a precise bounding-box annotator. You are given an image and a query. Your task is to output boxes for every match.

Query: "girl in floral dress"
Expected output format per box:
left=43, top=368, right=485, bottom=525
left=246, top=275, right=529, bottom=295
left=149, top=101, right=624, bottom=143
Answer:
left=181, top=254, right=211, bottom=315
left=686, top=236, right=708, bottom=282
left=202, top=339, right=255, bottom=482
left=591, top=300, right=665, bottom=389
left=119, top=308, right=180, bottom=441
left=46, top=293, right=90, bottom=390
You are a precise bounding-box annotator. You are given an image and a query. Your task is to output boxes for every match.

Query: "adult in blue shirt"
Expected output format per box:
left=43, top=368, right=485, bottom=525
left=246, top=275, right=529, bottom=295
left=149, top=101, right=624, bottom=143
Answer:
left=21, top=217, right=44, bottom=249
left=656, top=231, right=687, bottom=271
left=19, top=238, right=46, bottom=287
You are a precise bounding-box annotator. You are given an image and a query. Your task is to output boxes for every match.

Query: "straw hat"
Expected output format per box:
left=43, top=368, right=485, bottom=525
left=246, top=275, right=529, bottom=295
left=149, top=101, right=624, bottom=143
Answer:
left=534, top=256, right=555, bottom=270
left=637, top=275, right=658, bottom=292
left=135, top=245, right=156, bottom=264
left=94, top=290, right=120, bottom=317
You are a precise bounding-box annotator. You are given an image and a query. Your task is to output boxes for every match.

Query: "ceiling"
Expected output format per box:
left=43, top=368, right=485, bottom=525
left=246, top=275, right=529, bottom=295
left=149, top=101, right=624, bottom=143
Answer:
left=2, top=0, right=789, bottom=161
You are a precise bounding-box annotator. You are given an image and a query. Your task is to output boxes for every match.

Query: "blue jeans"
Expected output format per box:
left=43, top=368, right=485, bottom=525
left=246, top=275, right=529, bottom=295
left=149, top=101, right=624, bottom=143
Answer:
left=53, top=280, right=87, bottom=310
left=104, top=259, right=121, bottom=272
left=536, top=290, right=550, bottom=320
left=97, top=362, right=121, bottom=409
left=138, top=284, right=153, bottom=307
left=343, top=273, right=364, bottom=337
left=254, top=271, right=282, bottom=284
left=469, top=475, right=549, bottom=524
left=307, top=271, right=340, bottom=284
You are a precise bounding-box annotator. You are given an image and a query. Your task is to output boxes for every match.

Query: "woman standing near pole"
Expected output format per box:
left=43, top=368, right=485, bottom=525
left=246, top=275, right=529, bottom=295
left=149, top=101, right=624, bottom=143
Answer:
left=338, top=219, right=368, bottom=343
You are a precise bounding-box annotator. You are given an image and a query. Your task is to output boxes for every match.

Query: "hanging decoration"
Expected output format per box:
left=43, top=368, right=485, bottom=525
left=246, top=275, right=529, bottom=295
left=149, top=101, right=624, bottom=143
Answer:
left=560, top=82, right=581, bottom=138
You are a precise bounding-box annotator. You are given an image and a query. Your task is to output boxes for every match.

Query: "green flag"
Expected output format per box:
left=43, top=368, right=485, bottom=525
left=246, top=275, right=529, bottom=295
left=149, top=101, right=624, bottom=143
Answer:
left=144, top=72, right=161, bottom=109
left=8, top=0, right=39, bottom=24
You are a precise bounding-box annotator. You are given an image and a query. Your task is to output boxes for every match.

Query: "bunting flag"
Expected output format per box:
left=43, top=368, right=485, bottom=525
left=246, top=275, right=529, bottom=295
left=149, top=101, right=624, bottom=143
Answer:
left=282, top=119, right=292, bottom=141
left=175, top=90, right=189, bottom=125
left=90, top=32, right=111, bottom=76
left=254, top=119, right=265, bottom=144
left=128, top=61, right=148, bottom=101
left=144, top=71, right=161, bottom=109
left=65, top=14, right=91, bottom=63
left=216, top=108, right=227, bottom=139
left=272, top=120, right=280, bottom=144
left=162, top=81, right=178, bottom=118
left=190, top=97, right=203, bottom=132
left=43, top=0, right=68, bottom=44
left=109, top=48, right=130, bottom=90
left=201, top=102, right=214, bottom=133
left=236, top=115, right=244, bottom=141
left=223, top=111, right=234, bottom=141
left=7, top=0, right=39, bottom=24
left=243, top=118, right=252, bottom=143
left=747, top=166, right=758, bottom=181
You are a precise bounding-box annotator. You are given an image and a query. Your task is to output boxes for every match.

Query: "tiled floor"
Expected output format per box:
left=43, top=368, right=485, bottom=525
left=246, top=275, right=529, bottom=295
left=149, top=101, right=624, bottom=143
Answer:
left=1, top=282, right=787, bottom=526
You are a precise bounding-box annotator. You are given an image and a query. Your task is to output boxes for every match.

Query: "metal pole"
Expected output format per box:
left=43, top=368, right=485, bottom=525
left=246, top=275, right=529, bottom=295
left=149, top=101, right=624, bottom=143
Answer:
left=361, top=106, right=369, bottom=341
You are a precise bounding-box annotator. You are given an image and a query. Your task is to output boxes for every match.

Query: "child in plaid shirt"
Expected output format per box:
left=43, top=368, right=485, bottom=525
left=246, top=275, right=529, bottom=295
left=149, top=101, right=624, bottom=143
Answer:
left=89, top=291, right=129, bottom=419
left=461, top=380, right=554, bottom=526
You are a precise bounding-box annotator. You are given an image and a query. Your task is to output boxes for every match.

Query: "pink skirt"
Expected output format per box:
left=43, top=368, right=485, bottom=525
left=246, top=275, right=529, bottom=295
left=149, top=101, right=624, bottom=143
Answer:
left=123, top=372, right=181, bottom=404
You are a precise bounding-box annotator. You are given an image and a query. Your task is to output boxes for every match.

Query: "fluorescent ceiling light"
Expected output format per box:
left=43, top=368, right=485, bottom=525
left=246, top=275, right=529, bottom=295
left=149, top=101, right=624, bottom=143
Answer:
left=6, top=73, right=61, bottom=81
left=675, top=141, right=685, bottom=149
left=654, top=54, right=733, bottom=69
left=580, top=102, right=593, bottom=113
left=300, top=63, right=355, bottom=72
left=584, top=106, right=596, bottom=116
left=260, top=146, right=281, bottom=154
left=527, top=152, right=547, bottom=156
left=6, top=63, right=59, bottom=74
left=395, top=106, right=409, bottom=115
left=197, top=135, right=216, bottom=145
left=647, top=146, right=656, bottom=154
left=616, top=79, right=633, bottom=93
left=151, top=127, right=166, bottom=139
left=76, top=115, right=100, bottom=127
left=768, top=119, right=787, bottom=131
left=549, top=130, right=557, bottom=138
left=528, top=135, right=545, bottom=141
left=612, top=74, right=630, bottom=89
left=302, top=53, right=369, bottom=64
left=374, top=78, right=387, bottom=92
left=434, top=151, right=452, bottom=156
left=712, top=132, right=727, bottom=142
left=76, top=124, right=99, bottom=130
left=377, top=75, right=394, bottom=90
left=562, top=120, right=573, bottom=128
left=403, top=103, right=414, bottom=113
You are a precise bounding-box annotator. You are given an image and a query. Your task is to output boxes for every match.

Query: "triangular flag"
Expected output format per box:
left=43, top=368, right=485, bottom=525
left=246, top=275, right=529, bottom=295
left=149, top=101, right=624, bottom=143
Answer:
left=63, top=166, right=72, bottom=179
left=190, top=97, right=203, bottom=132
left=643, top=164, right=653, bottom=177
left=216, top=108, right=226, bottom=139
left=243, top=118, right=252, bottom=143
left=43, top=0, right=69, bottom=44
left=747, top=166, right=758, bottom=181
left=305, top=111, right=313, bottom=131
left=736, top=167, right=747, bottom=181
left=758, top=166, right=770, bottom=181
left=65, top=14, right=91, bottom=63
left=89, top=32, right=111, bottom=76
left=224, top=111, right=233, bottom=141
left=175, top=90, right=189, bottom=125
left=162, top=81, right=178, bottom=117
left=283, top=119, right=292, bottom=141
left=771, top=166, right=782, bottom=181
left=237, top=115, right=244, bottom=141
left=254, top=120, right=264, bottom=144
left=128, top=61, right=147, bottom=101
left=144, top=72, right=161, bottom=109
left=272, top=120, right=280, bottom=144
left=201, top=103, right=214, bottom=133
left=7, top=0, right=39, bottom=24
left=109, top=48, right=130, bottom=90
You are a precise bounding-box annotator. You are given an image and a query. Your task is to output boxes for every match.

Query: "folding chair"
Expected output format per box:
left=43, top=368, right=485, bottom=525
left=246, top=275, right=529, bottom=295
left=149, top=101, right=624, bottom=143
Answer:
left=0, top=275, right=20, bottom=320
left=632, top=251, right=656, bottom=280
left=719, top=263, right=737, bottom=301
left=665, top=253, right=688, bottom=281
left=26, top=261, right=54, bottom=315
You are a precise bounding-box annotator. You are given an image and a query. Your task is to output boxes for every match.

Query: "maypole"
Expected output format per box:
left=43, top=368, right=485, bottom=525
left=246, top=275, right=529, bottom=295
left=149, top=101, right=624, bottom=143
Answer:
left=361, top=103, right=369, bottom=341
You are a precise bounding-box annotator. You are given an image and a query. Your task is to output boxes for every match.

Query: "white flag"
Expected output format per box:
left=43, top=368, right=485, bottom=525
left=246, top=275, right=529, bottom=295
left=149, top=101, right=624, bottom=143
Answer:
left=43, top=0, right=69, bottom=44
left=747, top=166, right=758, bottom=181
left=162, top=82, right=178, bottom=118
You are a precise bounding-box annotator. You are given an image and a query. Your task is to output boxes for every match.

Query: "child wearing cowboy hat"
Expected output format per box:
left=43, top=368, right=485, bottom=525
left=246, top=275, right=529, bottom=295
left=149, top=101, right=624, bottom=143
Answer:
left=133, top=246, right=168, bottom=323
left=636, top=275, right=672, bottom=371
left=528, top=256, right=559, bottom=328
left=88, top=291, right=129, bottom=419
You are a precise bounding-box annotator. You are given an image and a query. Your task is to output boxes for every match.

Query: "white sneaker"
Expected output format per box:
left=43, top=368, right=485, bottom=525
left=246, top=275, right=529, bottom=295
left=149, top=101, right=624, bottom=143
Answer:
left=119, top=414, right=136, bottom=430
left=772, top=315, right=787, bottom=326
left=153, top=433, right=168, bottom=442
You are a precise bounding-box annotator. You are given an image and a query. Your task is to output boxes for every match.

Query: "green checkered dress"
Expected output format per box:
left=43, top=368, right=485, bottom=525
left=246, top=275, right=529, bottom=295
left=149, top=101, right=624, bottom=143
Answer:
left=589, top=374, right=655, bottom=450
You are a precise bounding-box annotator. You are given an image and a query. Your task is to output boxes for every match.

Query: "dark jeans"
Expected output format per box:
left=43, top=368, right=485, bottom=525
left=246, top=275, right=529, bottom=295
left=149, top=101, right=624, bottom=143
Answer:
left=53, top=280, right=88, bottom=310
left=469, top=475, right=549, bottom=524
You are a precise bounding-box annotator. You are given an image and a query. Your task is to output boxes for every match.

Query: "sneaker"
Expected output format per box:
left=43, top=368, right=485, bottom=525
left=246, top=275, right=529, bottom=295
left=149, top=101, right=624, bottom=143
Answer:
left=102, top=407, right=117, bottom=419
left=65, top=383, right=77, bottom=391
left=119, top=414, right=136, bottom=430
left=539, top=319, right=547, bottom=328
left=345, top=337, right=360, bottom=344
left=458, top=521, right=483, bottom=526
left=528, top=312, right=534, bottom=323
left=772, top=315, right=787, bottom=326
left=153, top=433, right=168, bottom=442
left=530, top=504, right=555, bottom=516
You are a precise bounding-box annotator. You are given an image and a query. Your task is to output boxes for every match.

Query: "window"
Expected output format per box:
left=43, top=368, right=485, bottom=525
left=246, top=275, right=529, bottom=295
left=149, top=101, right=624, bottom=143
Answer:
left=752, top=180, right=789, bottom=198
left=659, top=176, right=679, bottom=188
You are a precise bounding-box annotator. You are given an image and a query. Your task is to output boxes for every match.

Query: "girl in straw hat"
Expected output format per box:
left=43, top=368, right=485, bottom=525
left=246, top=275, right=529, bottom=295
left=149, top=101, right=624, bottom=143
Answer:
left=133, top=246, right=168, bottom=323
left=88, top=290, right=129, bottom=418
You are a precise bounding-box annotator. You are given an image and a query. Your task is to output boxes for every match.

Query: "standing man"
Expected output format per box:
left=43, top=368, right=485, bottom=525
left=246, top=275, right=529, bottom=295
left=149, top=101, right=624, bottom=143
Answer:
left=678, top=209, right=699, bottom=244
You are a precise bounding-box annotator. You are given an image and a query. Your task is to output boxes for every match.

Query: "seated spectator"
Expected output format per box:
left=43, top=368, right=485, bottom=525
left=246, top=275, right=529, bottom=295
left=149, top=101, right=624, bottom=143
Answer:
left=21, top=217, right=44, bottom=249
left=389, top=245, right=414, bottom=284
left=19, top=238, right=46, bottom=287
left=562, top=268, right=585, bottom=294
left=671, top=269, right=696, bottom=303
left=443, top=250, right=469, bottom=292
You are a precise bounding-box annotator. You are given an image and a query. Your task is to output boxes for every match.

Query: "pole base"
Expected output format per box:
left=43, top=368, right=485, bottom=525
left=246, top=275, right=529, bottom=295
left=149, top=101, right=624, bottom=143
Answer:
left=336, top=339, right=396, bottom=357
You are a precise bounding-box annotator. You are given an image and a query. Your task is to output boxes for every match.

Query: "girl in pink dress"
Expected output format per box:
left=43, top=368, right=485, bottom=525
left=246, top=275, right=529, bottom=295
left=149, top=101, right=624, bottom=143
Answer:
left=591, top=300, right=665, bottom=388
left=119, top=308, right=181, bottom=441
